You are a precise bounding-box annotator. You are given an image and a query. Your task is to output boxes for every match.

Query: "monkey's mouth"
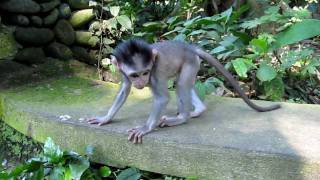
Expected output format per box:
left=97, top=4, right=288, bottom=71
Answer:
left=134, top=85, right=145, bottom=89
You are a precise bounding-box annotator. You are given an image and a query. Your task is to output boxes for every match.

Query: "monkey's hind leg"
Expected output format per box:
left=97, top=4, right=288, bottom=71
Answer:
left=160, top=60, right=198, bottom=127
left=190, top=88, right=207, bottom=118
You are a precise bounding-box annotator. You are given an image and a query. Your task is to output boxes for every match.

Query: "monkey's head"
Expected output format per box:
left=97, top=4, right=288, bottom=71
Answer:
left=112, top=39, right=158, bottom=89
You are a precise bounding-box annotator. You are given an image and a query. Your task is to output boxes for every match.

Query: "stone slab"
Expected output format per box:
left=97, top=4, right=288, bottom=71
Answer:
left=0, top=76, right=320, bottom=179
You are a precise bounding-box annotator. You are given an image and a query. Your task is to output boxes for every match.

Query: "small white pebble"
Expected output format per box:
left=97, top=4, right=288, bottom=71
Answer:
left=78, top=118, right=85, bottom=121
left=59, top=115, right=72, bottom=121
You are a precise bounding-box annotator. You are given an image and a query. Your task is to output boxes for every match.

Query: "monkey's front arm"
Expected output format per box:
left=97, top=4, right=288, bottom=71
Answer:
left=87, top=74, right=131, bottom=126
left=128, top=77, right=169, bottom=143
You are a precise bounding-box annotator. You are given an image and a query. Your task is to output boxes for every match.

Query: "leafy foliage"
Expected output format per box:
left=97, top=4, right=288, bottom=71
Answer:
left=0, top=137, right=111, bottom=179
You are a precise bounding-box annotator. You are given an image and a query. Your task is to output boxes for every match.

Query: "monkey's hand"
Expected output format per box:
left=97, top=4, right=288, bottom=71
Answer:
left=87, top=116, right=112, bottom=126
left=127, top=125, right=153, bottom=144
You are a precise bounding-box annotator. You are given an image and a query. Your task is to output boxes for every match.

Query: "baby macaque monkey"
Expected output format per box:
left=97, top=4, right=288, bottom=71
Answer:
left=87, top=39, right=280, bottom=144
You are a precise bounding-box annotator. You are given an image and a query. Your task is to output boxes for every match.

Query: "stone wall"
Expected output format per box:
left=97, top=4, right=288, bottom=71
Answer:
left=0, top=0, right=99, bottom=66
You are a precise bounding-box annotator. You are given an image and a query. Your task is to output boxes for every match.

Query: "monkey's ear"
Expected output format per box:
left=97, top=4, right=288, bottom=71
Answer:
left=152, top=49, right=158, bottom=62
left=111, top=55, right=121, bottom=70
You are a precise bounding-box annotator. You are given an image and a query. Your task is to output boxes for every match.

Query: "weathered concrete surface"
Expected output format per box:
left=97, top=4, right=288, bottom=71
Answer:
left=0, top=71, right=320, bottom=179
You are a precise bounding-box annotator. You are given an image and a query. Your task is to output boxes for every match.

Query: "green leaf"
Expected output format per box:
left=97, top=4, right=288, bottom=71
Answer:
left=110, top=6, right=120, bottom=17
left=262, top=77, right=284, bottom=100
left=204, top=81, right=216, bottom=94
left=186, top=177, right=198, bottom=180
left=231, top=58, right=249, bottom=78
left=69, top=157, right=90, bottom=179
left=273, top=19, right=320, bottom=48
left=43, top=137, right=63, bottom=164
left=188, top=29, right=206, bottom=36
left=64, top=167, right=72, bottom=180
left=116, top=15, right=132, bottom=30
left=116, top=168, right=141, bottom=180
left=104, top=18, right=117, bottom=30
left=142, top=21, right=166, bottom=32
left=220, top=7, right=233, bottom=23
left=256, top=63, right=277, bottom=82
left=195, top=81, right=206, bottom=100
left=0, top=172, right=9, bottom=179
left=205, top=31, right=220, bottom=40
left=250, top=38, right=268, bottom=54
left=211, top=46, right=226, bottom=54
left=174, top=34, right=186, bottom=41
left=162, top=26, right=183, bottom=37
left=99, top=166, right=111, bottom=177
left=30, top=165, right=44, bottom=180
left=219, top=35, right=238, bottom=47
left=9, top=164, right=27, bottom=177
left=167, top=79, right=174, bottom=89
left=85, top=145, right=94, bottom=156
left=48, top=167, right=64, bottom=180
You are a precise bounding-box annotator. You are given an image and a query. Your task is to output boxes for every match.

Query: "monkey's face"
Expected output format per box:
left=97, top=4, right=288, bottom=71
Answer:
left=128, top=70, right=151, bottom=89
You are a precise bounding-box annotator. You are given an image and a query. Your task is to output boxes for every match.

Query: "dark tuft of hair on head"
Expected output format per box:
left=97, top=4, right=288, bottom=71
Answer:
left=113, top=39, right=153, bottom=67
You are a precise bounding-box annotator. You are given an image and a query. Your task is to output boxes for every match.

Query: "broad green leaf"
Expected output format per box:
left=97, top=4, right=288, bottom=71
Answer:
left=69, top=157, right=90, bottom=179
left=220, top=7, right=233, bottom=23
left=85, top=145, right=94, bottom=156
left=195, top=81, right=206, bottom=100
left=30, top=165, right=44, bottom=180
left=230, top=4, right=250, bottom=22
left=204, top=81, right=216, bottom=94
left=205, top=31, right=220, bottom=40
left=301, top=59, right=320, bottom=76
left=231, top=58, right=249, bottom=78
left=183, top=16, right=201, bottom=27
left=103, top=18, right=117, bottom=30
left=116, top=168, right=141, bottom=180
left=9, top=164, right=27, bottom=177
left=174, top=34, right=186, bottom=41
left=143, top=21, right=166, bottom=32
left=99, top=166, right=111, bottom=177
left=167, top=16, right=179, bottom=24
left=211, top=46, right=226, bottom=54
left=231, top=31, right=251, bottom=44
left=110, top=6, right=120, bottom=17
left=257, top=63, right=277, bottom=82
left=43, top=137, right=63, bottom=164
left=203, top=24, right=224, bottom=32
left=186, top=177, right=198, bottom=180
left=0, top=172, right=9, bottom=179
left=219, top=35, right=238, bottom=47
left=162, top=26, right=183, bottom=37
left=250, top=38, right=268, bottom=54
left=64, top=167, right=72, bottom=180
left=48, top=167, right=64, bottom=180
left=262, top=77, right=284, bottom=100
left=167, top=79, right=174, bottom=89
left=188, top=30, right=206, bottom=36
left=273, top=19, right=320, bottom=48
left=116, top=15, right=132, bottom=30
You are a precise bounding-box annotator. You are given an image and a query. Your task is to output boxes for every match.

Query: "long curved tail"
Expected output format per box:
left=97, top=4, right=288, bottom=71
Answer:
left=195, top=48, right=280, bottom=112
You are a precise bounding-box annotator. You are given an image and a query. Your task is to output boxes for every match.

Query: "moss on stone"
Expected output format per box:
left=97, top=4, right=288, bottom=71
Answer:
left=0, top=26, right=18, bottom=60
left=0, top=120, right=41, bottom=161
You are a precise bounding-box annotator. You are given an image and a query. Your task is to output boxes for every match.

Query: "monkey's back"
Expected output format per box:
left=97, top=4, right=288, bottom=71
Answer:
left=151, top=41, right=199, bottom=78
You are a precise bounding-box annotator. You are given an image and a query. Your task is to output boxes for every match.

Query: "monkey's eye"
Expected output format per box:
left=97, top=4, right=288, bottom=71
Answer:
left=142, top=71, right=149, bottom=76
left=130, top=73, right=139, bottom=78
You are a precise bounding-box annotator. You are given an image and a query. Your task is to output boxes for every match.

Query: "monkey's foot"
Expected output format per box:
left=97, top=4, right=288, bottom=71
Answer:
left=127, top=125, right=153, bottom=144
left=86, top=116, right=112, bottom=126
left=159, top=114, right=187, bottom=127
left=190, top=105, right=207, bottom=118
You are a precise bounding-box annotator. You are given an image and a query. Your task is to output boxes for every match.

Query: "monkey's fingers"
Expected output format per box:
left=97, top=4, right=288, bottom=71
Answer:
left=87, top=118, right=100, bottom=124
left=128, top=130, right=136, bottom=141
left=98, top=120, right=112, bottom=126
left=137, top=132, right=143, bottom=144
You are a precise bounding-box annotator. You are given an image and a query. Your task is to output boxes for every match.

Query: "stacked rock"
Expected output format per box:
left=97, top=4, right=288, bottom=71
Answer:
left=0, top=0, right=98, bottom=65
